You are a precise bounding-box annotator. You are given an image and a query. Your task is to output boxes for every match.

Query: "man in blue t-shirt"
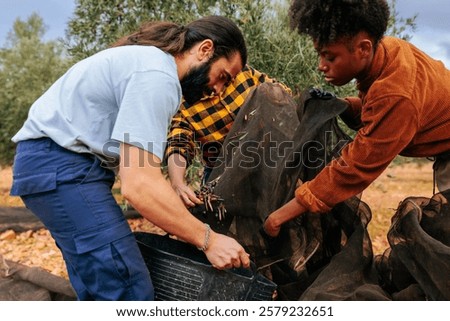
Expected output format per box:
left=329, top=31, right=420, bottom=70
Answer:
left=10, top=16, right=250, bottom=300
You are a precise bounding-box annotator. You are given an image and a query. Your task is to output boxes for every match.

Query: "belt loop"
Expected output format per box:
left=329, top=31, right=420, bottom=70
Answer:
left=44, top=137, right=52, bottom=153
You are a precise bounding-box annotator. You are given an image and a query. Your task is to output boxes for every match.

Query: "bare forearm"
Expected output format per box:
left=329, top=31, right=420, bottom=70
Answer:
left=271, top=199, right=306, bottom=226
left=122, top=170, right=206, bottom=247
left=119, top=144, right=250, bottom=269
left=167, top=153, right=188, bottom=185
left=264, top=198, right=307, bottom=237
left=119, top=144, right=205, bottom=247
left=167, top=153, right=202, bottom=206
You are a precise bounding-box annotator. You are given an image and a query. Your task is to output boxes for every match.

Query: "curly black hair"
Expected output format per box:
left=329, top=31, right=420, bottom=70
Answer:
left=289, top=0, right=390, bottom=48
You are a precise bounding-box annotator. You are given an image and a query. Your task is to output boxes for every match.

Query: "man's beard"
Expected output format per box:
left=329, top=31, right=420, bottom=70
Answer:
left=180, top=60, right=213, bottom=105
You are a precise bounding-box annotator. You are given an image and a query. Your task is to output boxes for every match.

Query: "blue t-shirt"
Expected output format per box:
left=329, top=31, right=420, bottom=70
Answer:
left=12, top=45, right=181, bottom=169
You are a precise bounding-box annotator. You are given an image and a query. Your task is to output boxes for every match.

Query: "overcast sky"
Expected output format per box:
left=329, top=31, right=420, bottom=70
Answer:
left=0, top=0, right=75, bottom=42
left=0, top=0, right=449, bottom=68
left=396, top=0, right=450, bottom=67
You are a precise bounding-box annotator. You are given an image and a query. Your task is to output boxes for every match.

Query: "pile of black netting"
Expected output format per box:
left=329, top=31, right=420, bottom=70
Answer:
left=190, top=83, right=450, bottom=301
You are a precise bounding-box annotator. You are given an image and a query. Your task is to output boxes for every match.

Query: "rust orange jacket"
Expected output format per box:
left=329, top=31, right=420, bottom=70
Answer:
left=295, top=36, right=450, bottom=212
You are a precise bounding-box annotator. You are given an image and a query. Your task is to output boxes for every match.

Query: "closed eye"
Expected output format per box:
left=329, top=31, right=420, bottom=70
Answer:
left=222, top=72, right=232, bottom=86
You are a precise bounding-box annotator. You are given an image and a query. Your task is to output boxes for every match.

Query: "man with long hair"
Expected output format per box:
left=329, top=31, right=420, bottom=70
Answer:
left=10, top=15, right=250, bottom=300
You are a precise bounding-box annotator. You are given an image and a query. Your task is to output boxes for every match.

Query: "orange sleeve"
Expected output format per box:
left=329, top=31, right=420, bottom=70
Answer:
left=296, top=95, right=419, bottom=212
left=295, top=181, right=332, bottom=213
left=340, top=96, right=363, bottom=130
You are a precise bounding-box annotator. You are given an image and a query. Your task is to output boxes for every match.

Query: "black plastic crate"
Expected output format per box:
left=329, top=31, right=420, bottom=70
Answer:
left=134, top=232, right=277, bottom=301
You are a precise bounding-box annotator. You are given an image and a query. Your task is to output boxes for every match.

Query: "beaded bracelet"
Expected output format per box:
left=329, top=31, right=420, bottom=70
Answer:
left=197, top=223, right=211, bottom=251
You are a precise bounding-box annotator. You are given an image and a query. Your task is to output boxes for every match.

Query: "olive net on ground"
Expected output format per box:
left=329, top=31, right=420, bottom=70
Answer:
left=0, top=255, right=76, bottom=300
left=191, top=83, right=450, bottom=300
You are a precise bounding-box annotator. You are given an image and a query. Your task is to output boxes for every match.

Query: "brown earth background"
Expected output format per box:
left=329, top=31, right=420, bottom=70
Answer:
left=0, top=161, right=435, bottom=280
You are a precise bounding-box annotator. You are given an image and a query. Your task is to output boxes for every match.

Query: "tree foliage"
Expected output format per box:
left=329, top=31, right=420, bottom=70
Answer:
left=387, top=0, right=417, bottom=41
left=0, top=14, right=68, bottom=165
left=65, top=0, right=216, bottom=60
left=65, top=0, right=415, bottom=97
left=65, top=0, right=325, bottom=92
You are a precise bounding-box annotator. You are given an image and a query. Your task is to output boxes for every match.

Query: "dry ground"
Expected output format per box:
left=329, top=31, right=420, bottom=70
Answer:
left=0, top=161, right=435, bottom=279
left=362, top=160, right=433, bottom=252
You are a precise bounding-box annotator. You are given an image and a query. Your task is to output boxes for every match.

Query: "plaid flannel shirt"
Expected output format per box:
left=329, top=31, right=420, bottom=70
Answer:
left=165, top=65, right=291, bottom=168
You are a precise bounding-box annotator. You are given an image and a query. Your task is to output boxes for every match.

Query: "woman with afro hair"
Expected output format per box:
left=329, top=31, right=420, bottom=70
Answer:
left=264, top=0, right=450, bottom=237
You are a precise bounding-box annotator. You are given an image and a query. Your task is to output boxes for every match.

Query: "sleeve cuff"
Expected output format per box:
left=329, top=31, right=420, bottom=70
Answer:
left=294, top=181, right=332, bottom=213
left=164, top=148, right=191, bottom=166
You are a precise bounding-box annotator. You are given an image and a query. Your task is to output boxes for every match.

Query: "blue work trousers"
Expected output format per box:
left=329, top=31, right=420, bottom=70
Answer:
left=10, top=138, right=154, bottom=300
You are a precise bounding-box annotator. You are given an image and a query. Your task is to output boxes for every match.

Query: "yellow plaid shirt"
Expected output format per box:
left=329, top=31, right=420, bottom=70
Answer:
left=165, top=65, right=291, bottom=168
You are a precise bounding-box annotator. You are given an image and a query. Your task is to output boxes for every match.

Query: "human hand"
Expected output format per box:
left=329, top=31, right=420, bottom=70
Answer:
left=204, top=232, right=250, bottom=270
left=172, top=182, right=203, bottom=207
left=339, top=97, right=351, bottom=108
left=262, top=215, right=281, bottom=238
left=309, top=87, right=336, bottom=100
left=262, top=196, right=306, bottom=238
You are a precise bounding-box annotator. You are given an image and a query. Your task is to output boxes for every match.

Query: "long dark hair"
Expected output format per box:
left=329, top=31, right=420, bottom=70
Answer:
left=112, top=15, right=247, bottom=66
left=289, top=0, right=390, bottom=48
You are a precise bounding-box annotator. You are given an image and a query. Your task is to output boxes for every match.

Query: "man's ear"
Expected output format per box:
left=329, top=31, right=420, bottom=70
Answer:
left=358, top=38, right=373, bottom=59
left=197, top=39, right=214, bottom=61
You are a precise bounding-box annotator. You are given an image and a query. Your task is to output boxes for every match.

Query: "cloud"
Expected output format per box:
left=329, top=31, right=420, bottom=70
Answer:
left=408, top=26, right=450, bottom=68
left=399, top=0, right=449, bottom=30
left=443, top=41, right=450, bottom=59
left=396, top=0, right=450, bottom=68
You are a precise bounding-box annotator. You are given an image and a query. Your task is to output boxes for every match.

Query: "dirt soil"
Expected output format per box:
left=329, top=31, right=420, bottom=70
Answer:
left=0, top=161, right=435, bottom=279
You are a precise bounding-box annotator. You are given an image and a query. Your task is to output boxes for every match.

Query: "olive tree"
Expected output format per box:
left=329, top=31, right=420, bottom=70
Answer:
left=0, top=14, right=68, bottom=165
